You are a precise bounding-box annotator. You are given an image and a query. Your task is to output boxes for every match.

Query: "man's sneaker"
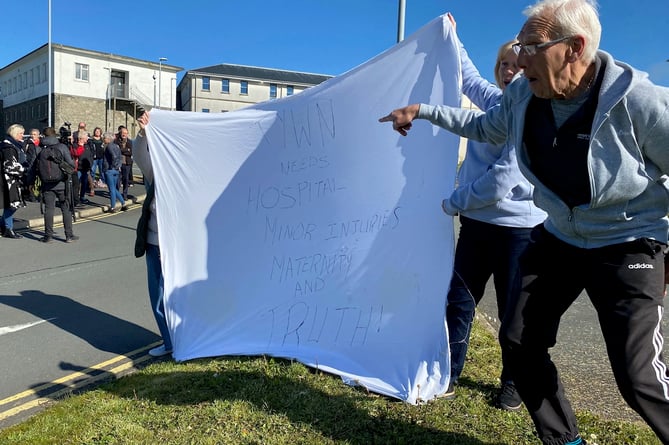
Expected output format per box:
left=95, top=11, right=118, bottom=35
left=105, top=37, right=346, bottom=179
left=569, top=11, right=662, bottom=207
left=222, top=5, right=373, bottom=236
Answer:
left=437, top=381, right=456, bottom=400
left=121, top=205, right=129, bottom=211
left=65, top=235, right=80, bottom=243
left=149, top=344, right=173, bottom=357
left=39, top=236, right=53, bottom=243
left=498, top=381, right=523, bottom=411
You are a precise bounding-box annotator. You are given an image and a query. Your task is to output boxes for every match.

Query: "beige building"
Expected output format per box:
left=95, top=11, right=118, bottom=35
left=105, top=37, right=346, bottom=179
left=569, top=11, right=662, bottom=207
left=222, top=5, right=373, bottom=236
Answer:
left=177, top=64, right=332, bottom=113
left=0, top=43, right=182, bottom=136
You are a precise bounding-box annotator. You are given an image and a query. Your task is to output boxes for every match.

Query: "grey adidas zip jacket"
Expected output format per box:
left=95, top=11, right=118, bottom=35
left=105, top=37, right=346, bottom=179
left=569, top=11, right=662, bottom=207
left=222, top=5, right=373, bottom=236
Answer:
left=418, top=50, right=669, bottom=249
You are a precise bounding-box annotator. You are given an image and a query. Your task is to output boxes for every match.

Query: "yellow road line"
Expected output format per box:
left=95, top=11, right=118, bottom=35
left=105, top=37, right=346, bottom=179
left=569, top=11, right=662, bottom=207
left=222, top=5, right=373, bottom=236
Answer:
left=0, top=341, right=162, bottom=409
left=0, top=354, right=156, bottom=422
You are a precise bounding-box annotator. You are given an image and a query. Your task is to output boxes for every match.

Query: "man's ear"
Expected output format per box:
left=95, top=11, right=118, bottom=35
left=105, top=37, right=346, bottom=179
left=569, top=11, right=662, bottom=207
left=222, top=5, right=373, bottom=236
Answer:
left=567, top=35, right=586, bottom=62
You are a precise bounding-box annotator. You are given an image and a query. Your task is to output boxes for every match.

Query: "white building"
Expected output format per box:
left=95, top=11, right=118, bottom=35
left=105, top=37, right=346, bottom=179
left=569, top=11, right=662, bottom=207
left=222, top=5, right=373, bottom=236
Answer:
left=177, top=64, right=332, bottom=113
left=0, top=43, right=181, bottom=136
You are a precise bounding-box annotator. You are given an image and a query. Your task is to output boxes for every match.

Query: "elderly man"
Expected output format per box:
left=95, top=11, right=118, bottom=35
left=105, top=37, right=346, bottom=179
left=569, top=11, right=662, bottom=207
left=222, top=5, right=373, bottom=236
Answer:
left=380, top=0, right=669, bottom=444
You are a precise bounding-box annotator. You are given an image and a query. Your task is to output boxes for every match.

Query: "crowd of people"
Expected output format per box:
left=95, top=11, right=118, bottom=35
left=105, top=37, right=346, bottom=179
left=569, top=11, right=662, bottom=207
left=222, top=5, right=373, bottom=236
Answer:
left=0, top=121, right=136, bottom=241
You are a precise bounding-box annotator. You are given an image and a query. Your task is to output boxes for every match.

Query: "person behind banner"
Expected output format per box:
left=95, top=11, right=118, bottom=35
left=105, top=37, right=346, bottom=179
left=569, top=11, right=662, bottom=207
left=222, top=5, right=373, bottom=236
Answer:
left=438, top=14, right=547, bottom=411
left=34, top=127, right=78, bottom=243
left=134, top=111, right=173, bottom=358
left=379, top=0, right=669, bottom=443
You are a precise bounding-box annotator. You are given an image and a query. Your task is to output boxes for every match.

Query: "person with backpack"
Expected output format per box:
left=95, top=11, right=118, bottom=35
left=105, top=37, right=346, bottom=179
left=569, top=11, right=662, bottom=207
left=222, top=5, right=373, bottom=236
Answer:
left=33, top=127, right=79, bottom=243
left=102, top=131, right=127, bottom=213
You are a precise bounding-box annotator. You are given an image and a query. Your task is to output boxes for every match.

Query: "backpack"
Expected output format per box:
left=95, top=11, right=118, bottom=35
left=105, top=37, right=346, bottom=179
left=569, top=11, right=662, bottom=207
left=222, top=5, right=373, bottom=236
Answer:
left=38, top=146, right=71, bottom=182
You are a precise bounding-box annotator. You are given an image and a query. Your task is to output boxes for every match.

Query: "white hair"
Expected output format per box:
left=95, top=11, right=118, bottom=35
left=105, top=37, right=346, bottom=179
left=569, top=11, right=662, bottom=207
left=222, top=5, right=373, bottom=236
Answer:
left=6, top=124, right=25, bottom=139
left=524, top=0, right=601, bottom=62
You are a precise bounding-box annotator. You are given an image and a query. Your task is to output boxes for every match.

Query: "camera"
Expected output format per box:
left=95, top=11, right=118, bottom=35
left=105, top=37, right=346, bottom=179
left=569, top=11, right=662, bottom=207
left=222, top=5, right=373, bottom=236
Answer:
left=59, top=121, right=72, bottom=145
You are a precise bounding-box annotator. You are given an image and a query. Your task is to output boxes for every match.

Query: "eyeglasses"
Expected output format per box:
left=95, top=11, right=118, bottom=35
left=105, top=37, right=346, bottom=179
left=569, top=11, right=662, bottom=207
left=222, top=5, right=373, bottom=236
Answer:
left=512, top=36, right=571, bottom=56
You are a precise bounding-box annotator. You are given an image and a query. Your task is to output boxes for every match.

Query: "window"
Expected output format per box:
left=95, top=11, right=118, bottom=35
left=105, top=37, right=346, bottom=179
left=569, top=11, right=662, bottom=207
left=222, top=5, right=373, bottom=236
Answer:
left=202, top=108, right=210, bottom=113
left=240, top=80, right=248, bottom=95
left=35, top=67, right=40, bottom=84
left=269, top=83, right=277, bottom=99
left=75, top=63, right=89, bottom=81
left=221, top=78, right=229, bottom=93
left=287, top=85, right=294, bottom=96
left=202, top=76, right=210, bottom=91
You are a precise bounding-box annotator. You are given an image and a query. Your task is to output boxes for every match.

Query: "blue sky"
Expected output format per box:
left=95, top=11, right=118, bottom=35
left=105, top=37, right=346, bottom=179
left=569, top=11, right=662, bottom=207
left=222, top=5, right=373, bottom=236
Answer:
left=3, top=0, right=669, bottom=86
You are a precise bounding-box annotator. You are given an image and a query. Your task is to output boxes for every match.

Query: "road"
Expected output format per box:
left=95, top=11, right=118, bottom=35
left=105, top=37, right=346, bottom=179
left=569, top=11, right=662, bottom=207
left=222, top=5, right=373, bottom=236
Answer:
left=0, top=206, right=160, bottom=429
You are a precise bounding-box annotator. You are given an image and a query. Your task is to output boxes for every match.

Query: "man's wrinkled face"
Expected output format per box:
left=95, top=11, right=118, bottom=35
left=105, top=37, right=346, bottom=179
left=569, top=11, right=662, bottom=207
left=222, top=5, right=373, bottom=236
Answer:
left=516, top=16, right=572, bottom=99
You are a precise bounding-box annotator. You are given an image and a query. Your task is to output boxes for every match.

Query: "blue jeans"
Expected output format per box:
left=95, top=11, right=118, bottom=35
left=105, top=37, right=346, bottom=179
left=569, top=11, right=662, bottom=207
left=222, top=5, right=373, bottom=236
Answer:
left=91, top=159, right=104, bottom=182
left=104, top=170, right=125, bottom=209
left=146, top=244, right=172, bottom=350
left=446, top=215, right=533, bottom=383
left=1, top=207, right=17, bottom=230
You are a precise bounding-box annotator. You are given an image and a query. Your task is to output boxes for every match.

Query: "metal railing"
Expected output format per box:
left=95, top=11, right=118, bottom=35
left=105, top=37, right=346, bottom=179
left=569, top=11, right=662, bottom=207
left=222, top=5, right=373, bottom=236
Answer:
left=106, top=84, right=152, bottom=111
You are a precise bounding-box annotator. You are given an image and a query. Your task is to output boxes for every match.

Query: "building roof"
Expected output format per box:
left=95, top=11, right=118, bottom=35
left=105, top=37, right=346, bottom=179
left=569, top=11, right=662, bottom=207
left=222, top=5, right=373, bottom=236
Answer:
left=187, top=63, right=333, bottom=86
left=0, top=43, right=183, bottom=73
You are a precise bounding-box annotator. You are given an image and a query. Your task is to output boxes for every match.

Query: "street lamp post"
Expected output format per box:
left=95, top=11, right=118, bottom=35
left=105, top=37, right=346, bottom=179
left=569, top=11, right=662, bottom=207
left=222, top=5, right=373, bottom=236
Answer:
left=48, top=0, right=52, bottom=127
left=152, top=72, right=157, bottom=108
left=397, top=0, right=406, bottom=43
left=158, top=57, right=167, bottom=108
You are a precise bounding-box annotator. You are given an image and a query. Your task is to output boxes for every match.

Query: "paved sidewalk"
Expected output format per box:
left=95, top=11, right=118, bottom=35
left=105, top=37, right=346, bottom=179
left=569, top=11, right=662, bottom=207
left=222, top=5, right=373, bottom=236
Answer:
left=13, top=181, right=147, bottom=231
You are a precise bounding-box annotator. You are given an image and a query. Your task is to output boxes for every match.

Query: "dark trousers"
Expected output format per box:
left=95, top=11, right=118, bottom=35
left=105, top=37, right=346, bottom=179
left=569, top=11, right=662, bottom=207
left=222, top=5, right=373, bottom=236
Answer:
left=70, top=173, right=80, bottom=206
left=121, top=164, right=132, bottom=200
left=42, top=188, right=74, bottom=238
left=79, top=170, right=91, bottom=199
left=446, top=215, right=533, bottom=383
left=501, top=225, right=669, bottom=445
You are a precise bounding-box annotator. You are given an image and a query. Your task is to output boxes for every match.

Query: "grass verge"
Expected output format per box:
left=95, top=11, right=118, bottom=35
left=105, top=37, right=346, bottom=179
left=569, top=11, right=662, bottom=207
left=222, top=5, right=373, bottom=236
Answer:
left=0, top=318, right=659, bottom=445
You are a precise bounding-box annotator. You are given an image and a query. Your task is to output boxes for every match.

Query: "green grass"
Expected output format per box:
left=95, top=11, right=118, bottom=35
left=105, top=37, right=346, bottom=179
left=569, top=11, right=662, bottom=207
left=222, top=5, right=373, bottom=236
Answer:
left=0, top=319, right=660, bottom=445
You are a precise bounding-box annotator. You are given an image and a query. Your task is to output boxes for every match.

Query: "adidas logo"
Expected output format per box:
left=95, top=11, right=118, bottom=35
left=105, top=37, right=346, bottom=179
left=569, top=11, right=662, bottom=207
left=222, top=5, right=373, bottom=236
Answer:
left=627, top=263, right=654, bottom=269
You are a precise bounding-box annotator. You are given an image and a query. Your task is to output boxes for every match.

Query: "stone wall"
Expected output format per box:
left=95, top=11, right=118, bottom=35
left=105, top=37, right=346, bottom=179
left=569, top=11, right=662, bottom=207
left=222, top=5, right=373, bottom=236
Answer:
left=1, top=94, right=140, bottom=136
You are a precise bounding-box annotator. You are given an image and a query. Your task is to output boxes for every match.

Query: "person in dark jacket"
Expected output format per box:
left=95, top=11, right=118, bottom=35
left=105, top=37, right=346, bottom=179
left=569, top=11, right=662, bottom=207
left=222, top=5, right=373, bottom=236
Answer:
left=102, top=132, right=127, bottom=213
left=0, top=124, right=27, bottom=238
left=24, top=129, right=41, bottom=202
left=33, top=127, right=78, bottom=243
left=75, top=132, right=95, bottom=204
left=115, top=125, right=133, bottom=200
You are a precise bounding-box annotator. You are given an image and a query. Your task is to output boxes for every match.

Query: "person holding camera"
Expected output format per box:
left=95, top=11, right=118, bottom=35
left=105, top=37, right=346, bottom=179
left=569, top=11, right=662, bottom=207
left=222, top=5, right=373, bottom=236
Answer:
left=33, top=127, right=78, bottom=243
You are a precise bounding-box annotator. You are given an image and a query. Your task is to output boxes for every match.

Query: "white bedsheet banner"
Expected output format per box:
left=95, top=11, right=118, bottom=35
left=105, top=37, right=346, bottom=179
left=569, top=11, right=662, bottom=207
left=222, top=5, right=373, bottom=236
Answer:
left=145, top=14, right=461, bottom=404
